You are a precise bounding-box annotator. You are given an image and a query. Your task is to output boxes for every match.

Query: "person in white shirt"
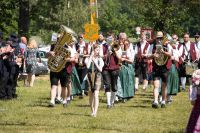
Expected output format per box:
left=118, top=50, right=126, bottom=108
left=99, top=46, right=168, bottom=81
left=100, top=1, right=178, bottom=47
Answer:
left=85, top=44, right=104, bottom=117
left=194, top=33, right=200, bottom=69
left=166, top=35, right=180, bottom=104
left=117, top=39, right=135, bottom=101
left=179, top=33, right=199, bottom=93
left=75, top=33, right=87, bottom=98
left=134, top=33, right=150, bottom=91
left=195, top=33, right=200, bottom=52
left=47, top=41, right=78, bottom=107
left=147, top=31, right=172, bottom=108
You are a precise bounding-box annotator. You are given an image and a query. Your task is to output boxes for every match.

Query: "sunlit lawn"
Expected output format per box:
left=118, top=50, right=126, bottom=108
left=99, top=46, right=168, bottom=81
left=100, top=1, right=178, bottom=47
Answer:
left=0, top=75, right=192, bottom=133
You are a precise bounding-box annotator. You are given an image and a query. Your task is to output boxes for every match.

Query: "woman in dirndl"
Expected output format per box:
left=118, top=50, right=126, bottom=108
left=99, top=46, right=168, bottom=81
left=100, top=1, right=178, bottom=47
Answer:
left=186, top=69, right=200, bottom=133
left=167, top=43, right=179, bottom=103
left=117, top=39, right=135, bottom=102
left=71, top=66, right=82, bottom=96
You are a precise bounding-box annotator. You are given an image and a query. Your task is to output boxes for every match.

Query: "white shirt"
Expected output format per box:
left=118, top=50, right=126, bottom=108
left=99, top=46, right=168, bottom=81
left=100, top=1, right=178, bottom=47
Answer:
left=196, top=41, right=200, bottom=52
left=171, top=45, right=179, bottom=62
left=69, top=45, right=77, bottom=58
left=174, top=42, right=183, bottom=58
left=183, top=41, right=199, bottom=60
left=125, top=44, right=135, bottom=62
left=85, top=56, right=104, bottom=72
left=78, top=41, right=85, bottom=54
left=135, top=40, right=150, bottom=55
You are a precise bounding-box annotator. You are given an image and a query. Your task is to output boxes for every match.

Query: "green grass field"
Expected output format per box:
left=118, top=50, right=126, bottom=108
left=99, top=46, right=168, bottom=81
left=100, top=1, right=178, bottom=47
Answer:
left=0, top=76, right=192, bottom=133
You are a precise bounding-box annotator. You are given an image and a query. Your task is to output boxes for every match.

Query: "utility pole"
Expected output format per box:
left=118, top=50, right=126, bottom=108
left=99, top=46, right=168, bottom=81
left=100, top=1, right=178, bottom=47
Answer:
left=67, top=0, right=70, bottom=27
left=96, top=0, right=98, bottom=19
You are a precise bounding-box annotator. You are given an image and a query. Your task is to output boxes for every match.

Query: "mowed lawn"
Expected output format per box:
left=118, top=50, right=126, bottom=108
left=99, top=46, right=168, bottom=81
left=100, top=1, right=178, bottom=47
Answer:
left=0, top=75, right=192, bottom=133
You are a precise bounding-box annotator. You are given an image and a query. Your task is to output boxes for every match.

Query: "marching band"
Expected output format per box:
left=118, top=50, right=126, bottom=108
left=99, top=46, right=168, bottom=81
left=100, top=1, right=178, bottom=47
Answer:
left=44, top=29, right=200, bottom=114
left=0, top=30, right=200, bottom=119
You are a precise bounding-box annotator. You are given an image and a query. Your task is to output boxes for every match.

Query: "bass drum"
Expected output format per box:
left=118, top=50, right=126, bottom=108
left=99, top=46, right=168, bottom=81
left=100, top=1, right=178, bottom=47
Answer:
left=185, top=62, right=198, bottom=75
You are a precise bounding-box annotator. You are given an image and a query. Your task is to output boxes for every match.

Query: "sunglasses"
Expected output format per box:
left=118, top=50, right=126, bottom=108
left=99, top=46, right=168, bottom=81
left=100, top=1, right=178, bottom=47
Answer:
left=156, top=37, right=163, bottom=40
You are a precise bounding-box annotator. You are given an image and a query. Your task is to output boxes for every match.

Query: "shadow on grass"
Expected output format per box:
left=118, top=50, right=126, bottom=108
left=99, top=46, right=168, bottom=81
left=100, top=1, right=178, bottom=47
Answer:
left=76, top=104, right=90, bottom=107
left=26, top=100, right=49, bottom=108
left=136, top=93, right=153, bottom=98
left=125, top=104, right=150, bottom=108
left=38, top=97, right=50, bottom=101
left=167, top=129, right=184, bottom=133
left=0, top=122, right=26, bottom=126
left=62, top=112, right=90, bottom=117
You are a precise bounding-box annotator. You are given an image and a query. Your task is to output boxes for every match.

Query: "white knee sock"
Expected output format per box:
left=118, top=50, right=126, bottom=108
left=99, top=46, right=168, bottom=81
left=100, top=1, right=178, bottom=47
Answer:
left=94, top=91, right=99, bottom=115
left=181, top=77, right=186, bottom=90
left=111, top=91, right=116, bottom=105
left=50, top=85, right=57, bottom=104
left=30, top=75, right=35, bottom=87
left=135, top=77, right=139, bottom=90
left=106, top=92, right=111, bottom=106
left=154, top=88, right=159, bottom=104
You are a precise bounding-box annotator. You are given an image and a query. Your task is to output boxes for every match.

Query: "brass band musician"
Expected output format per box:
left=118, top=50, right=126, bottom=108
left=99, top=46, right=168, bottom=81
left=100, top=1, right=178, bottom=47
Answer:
left=147, top=31, right=172, bottom=108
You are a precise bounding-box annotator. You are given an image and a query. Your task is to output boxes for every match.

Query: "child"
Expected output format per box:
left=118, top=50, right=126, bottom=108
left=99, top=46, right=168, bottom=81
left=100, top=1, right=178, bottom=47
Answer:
left=85, top=44, right=104, bottom=117
left=186, top=69, right=200, bottom=133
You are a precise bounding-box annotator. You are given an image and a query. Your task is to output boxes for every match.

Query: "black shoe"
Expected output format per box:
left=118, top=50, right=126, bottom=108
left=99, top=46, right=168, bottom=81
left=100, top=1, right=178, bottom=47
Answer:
left=84, top=91, right=88, bottom=96
left=67, top=100, right=71, bottom=104
left=107, top=105, right=112, bottom=109
left=48, top=102, right=55, bottom=107
left=12, top=94, right=18, bottom=99
left=122, top=99, right=127, bottom=103
left=63, top=103, right=68, bottom=108
left=167, top=100, right=172, bottom=104
left=182, top=89, right=186, bottom=92
left=55, top=98, right=62, bottom=104
left=79, top=95, right=83, bottom=99
left=161, top=103, right=166, bottom=108
left=152, top=103, right=159, bottom=108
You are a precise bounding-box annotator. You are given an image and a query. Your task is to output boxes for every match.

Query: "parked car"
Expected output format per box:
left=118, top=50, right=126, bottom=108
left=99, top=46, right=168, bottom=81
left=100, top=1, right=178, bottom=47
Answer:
left=35, top=49, right=50, bottom=76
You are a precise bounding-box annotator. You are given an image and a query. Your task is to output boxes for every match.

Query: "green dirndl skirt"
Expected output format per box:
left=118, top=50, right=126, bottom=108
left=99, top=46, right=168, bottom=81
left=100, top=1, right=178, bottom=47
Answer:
left=117, top=63, right=135, bottom=98
left=71, top=67, right=82, bottom=95
left=167, top=64, right=179, bottom=95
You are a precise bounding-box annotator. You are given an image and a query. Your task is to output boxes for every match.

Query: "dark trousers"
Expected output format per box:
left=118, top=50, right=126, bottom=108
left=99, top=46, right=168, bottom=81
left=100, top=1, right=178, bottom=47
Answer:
left=135, top=61, right=148, bottom=80
left=0, top=76, right=8, bottom=99
left=77, top=67, right=87, bottom=85
left=6, top=65, right=19, bottom=99
left=102, top=70, right=119, bottom=92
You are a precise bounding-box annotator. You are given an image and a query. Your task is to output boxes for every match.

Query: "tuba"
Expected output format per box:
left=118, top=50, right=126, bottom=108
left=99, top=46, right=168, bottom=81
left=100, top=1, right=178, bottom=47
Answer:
left=154, top=34, right=172, bottom=66
left=48, top=25, right=77, bottom=72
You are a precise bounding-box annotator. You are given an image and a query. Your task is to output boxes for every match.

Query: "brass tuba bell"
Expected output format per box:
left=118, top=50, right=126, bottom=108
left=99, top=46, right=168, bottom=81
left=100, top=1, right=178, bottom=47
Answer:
left=48, top=25, right=77, bottom=72
left=154, top=33, right=172, bottom=66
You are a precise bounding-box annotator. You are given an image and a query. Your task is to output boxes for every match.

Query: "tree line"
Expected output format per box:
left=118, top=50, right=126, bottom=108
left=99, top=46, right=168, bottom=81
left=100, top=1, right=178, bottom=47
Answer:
left=0, top=0, right=199, bottom=43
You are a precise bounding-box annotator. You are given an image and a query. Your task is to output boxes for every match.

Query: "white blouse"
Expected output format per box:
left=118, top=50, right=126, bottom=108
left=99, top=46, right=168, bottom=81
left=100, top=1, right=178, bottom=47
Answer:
left=85, top=56, right=104, bottom=72
left=125, top=44, right=135, bottom=62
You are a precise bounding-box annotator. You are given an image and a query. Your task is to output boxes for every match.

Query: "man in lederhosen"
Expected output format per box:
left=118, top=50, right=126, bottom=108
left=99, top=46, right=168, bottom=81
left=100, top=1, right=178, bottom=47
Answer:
left=147, top=31, right=172, bottom=108
left=179, top=33, right=199, bottom=93
left=102, top=35, right=122, bottom=108
left=47, top=39, right=78, bottom=107
left=134, top=33, right=150, bottom=91
left=75, top=33, right=88, bottom=97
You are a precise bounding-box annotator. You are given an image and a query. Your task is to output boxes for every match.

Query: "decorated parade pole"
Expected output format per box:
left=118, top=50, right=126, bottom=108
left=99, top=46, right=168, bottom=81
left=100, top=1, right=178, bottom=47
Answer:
left=84, top=0, right=100, bottom=105
left=84, top=0, right=99, bottom=42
